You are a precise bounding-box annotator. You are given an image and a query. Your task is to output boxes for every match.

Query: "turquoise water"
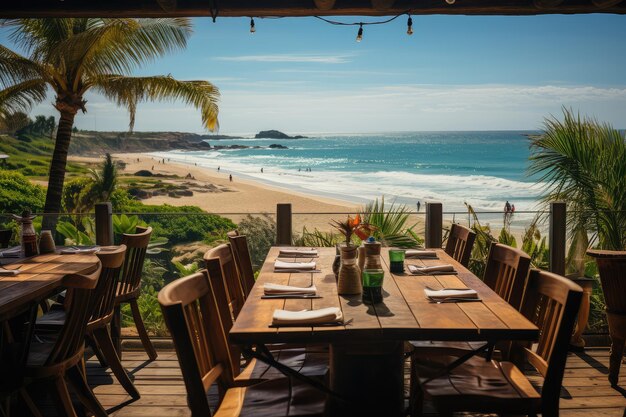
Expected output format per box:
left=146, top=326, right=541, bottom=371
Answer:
left=156, top=131, right=543, bottom=212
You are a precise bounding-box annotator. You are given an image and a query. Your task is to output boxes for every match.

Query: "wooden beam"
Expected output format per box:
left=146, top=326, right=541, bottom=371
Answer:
left=313, top=0, right=336, bottom=11
left=371, top=0, right=396, bottom=10
left=156, top=0, right=177, bottom=12
left=593, top=0, right=624, bottom=8
left=534, top=0, right=564, bottom=9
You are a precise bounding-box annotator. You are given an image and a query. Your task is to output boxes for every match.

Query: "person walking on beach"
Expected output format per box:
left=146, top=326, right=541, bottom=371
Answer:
left=261, top=168, right=264, bottom=173
left=511, top=204, right=516, bottom=213
left=151, top=165, right=154, bottom=171
left=417, top=201, right=421, bottom=212
left=217, top=166, right=220, bottom=172
left=229, top=174, right=232, bottom=182
left=504, top=200, right=511, bottom=213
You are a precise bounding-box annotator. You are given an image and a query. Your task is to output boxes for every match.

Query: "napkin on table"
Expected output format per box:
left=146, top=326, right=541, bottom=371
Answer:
left=274, top=260, right=317, bottom=272
left=60, top=246, right=101, bottom=255
left=424, top=288, right=478, bottom=300
left=405, top=249, right=438, bottom=259
left=0, top=268, right=21, bottom=276
left=278, top=248, right=318, bottom=257
left=263, top=283, right=317, bottom=296
left=407, top=264, right=457, bottom=275
left=272, top=307, right=343, bottom=326
left=0, top=247, right=21, bottom=258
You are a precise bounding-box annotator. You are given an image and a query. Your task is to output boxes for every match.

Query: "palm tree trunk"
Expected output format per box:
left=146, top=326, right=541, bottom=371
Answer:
left=42, top=111, right=76, bottom=230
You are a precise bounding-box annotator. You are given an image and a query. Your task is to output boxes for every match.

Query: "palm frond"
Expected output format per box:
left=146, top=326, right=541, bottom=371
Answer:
left=0, top=79, right=47, bottom=115
left=0, top=45, right=43, bottom=88
left=91, top=74, right=219, bottom=131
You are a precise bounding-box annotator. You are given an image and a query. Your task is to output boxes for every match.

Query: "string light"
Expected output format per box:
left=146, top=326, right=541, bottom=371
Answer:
left=406, top=15, right=413, bottom=35
left=445, top=0, right=456, bottom=4
left=356, top=23, right=363, bottom=42
left=250, top=17, right=256, bottom=33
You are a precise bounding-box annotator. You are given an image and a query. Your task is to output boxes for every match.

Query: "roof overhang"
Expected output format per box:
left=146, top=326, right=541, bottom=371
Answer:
left=2, top=0, right=625, bottom=18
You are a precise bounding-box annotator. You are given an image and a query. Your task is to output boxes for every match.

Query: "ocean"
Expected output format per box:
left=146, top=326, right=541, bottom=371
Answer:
left=153, top=131, right=544, bottom=214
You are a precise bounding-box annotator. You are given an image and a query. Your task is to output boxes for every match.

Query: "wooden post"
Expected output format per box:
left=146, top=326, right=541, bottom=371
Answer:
left=276, top=203, right=292, bottom=246
left=549, top=201, right=566, bottom=276
left=95, top=202, right=113, bottom=246
left=425, top=202, right=442, bottom=249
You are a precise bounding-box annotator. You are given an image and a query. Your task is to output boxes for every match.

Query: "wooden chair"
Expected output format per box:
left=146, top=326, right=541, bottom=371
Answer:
left=37, top=245, right=141, bottom=400
left=158, top=270, right=327, bottom=416
left=23, top=261, right=109, bottom=417
left=444, top=223, right=476, bottom=267
left=204, top=244, right=246, bottom=320
left=204, top=257, right=329, bottom=383
left=411, top=269, right=582, bottom=417
left=0, top=229, right=11, bottom=249
left=116, top=226, right=158, bottom=361
left=483, top=242, right=532, bottom=311
left=227, top=230, right=256, bottom=297
left=587, top=249, right=626, bottom=386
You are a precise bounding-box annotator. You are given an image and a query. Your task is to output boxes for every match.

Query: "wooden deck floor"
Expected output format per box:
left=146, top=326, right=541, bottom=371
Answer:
left=37, top=347, right=626, bottom=416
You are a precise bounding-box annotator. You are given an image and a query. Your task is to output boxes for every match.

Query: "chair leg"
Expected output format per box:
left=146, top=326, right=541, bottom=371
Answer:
left=129, top=298, right=158, bottom=361
left=66, top=365, right=108, bottom=417
left=609, top=337, right=625, bottom=386
left=19, top=389, right=43, bottom=417
left=409, top=355, right=425, bottom=417
left=86, top=333, right=108, bottom=368
left=53, top=377, right=78, bottom=417
left=92, top=327, right=141, bottom=400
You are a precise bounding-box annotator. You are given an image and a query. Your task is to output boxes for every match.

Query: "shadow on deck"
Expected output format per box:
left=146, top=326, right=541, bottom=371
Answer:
left=34, top=347, right=626, bottom=416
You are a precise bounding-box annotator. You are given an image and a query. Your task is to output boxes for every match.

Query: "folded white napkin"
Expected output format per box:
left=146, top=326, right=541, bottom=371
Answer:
left=272, top=307, right=343, bottom=326
left=278, top=248, right=318, bottom=257
left=0, top=247, right=21, bottom=258
left=274, top=260, right=317, bottom=272
left=405, top=249, right=438, bottom=258
left=424, top=288, right=478, bottom=300
left=0, top=268, right=21, bottom=276
left=263, top=283, right=317, bottom=295
left=60, top=246, right=101, bottom=255
left=407, top=264, right=457, bottom=275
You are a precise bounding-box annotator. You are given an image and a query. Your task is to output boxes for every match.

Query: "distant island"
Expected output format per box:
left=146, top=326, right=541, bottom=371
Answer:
left=255, top=130, right=307, bottom=139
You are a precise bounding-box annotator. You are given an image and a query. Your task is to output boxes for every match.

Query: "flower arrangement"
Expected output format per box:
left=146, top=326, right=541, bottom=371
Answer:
left=330, top=214, right=375, bottom=246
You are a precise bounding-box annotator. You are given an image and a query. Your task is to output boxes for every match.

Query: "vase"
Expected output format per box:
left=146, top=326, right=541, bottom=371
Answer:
left=337, top=245, right=362, bottom=295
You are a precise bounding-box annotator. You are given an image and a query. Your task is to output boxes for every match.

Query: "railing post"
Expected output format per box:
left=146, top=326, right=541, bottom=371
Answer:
left=425, top=202, right=442, bottom=249
left=549, top=201, right=566, bottom=276
left=95, top=202, right=113, bottom=246
left=276, top=203, right=292, bottom=246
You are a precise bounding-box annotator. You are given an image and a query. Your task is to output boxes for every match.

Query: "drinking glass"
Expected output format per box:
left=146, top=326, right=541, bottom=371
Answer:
left=38, top=230, right=56, bottom=254
left=362, top=269, right=384, bottom=304
left=389, top=249, right=405, bottom=273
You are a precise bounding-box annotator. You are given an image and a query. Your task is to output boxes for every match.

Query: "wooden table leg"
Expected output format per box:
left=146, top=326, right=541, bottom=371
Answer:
left=570, top=278, right=594, bottom=350
left=329, top=340, right=404, bottom=416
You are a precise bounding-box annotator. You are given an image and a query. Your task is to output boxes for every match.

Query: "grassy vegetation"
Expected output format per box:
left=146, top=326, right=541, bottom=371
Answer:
left=0, top=133, right=88, bottom=179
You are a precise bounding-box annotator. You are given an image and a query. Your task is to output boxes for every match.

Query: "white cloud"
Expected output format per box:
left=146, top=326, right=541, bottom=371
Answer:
left=213, top=53, right=354, bottom=64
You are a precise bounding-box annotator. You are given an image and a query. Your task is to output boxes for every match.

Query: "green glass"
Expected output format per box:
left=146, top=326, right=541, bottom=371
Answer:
left=389, top=249, right=405, bottom=273
left=362, top=269, right=384, bottom=304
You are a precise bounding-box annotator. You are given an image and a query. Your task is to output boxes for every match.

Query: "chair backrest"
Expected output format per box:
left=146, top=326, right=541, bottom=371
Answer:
left=444, top=223, right=476, bottom=267
left=483, top=242, right=531, bottom=310
left=587, top=250, right=626, bottom=313
left=118, top=226, right=152, bottom=297
left=204, top=244, right=245, bottom=319
left=88, top=245, right=127, bottom=328
left=158, top=270, right=234, bottom=417
left=513, top=269, right=582, bottom=413
left=227, top=231, right=256, bottom=298
left=45, top=261, right=103, bottom=366
left=0, top=229, right=11, bottom=248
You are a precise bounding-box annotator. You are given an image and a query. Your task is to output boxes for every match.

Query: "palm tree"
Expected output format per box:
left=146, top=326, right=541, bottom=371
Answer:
left=0, top=18, right=219, bottom=228
left=528, top=108, right=626, bottom=251
left=89, top=153, right=117, bottom=202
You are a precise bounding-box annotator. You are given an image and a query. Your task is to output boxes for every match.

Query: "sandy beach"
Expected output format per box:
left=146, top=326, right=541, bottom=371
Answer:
left=71, top=153, right=369, bottom=232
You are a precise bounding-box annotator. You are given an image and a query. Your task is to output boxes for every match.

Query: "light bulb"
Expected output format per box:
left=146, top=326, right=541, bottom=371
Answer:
left=250, top=18, right=256, bottom=33
left=407, top=16, right=413, bottom=35
left=356, top=24, right=363, bottom=42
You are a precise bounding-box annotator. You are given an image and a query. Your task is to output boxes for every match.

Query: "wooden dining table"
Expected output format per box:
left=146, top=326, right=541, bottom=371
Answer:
left=0, top=252, right=100, bottom=322
left=229, top=246, right=539, bottom=416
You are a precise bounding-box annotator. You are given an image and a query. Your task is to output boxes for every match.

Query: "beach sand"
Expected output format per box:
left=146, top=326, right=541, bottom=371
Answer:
left=71, top=153, right=369, bottom=232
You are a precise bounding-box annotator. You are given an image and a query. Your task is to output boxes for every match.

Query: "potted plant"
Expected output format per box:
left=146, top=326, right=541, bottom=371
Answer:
left=331, top=215, right=374, bottom=295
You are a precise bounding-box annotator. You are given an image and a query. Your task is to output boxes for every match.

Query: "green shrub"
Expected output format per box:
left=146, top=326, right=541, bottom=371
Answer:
left=0, top=171, right=45, bottom=214
left=238, top=214, right=276, bottom=270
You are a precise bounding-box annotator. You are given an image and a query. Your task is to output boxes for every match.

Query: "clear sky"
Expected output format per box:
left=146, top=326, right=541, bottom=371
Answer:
left=2, top=14, right=626, bottom=134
